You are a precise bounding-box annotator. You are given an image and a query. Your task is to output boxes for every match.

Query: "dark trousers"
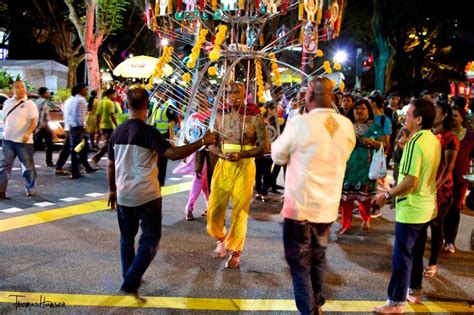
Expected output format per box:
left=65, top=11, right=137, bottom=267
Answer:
left=387, top=222, right=428, bottom=303
left=34, top=126, right=54, bottom=165
left=117, top=198, right=162, bottom=292
left=92, top=128, right=113, bottom=162
left=69, top=127, right=91, bottom=177
left=444, top=204, right=461, bottom=245
left=283, top=219, right=332, bottom=315
left=56, top=132, right=71, bottom=169
left=255, top=157, right=273, bottom=196
left=158, top=156, right=168, bottom=187
left=271, top=164, right=286, bottom=189
left=428, top=189, right=452, bottom=265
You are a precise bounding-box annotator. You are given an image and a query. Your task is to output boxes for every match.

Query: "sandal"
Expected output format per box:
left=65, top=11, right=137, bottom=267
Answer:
left=423, top=265, right=437, bottom=277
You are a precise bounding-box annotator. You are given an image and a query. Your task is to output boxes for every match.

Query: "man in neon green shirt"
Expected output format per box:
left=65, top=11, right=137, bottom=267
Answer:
left=373, top=98, right=441, bottom=314
left=92, top=88, right=118, bottom=166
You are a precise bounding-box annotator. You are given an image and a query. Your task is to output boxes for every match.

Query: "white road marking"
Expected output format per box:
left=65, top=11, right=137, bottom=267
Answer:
left=60, top=197, right=81, bottom=202
left=1, top=208, right=24, bottom=213
left=34, top=202, right=56, bottom=207
left=85, top=193, right=105, bottom=197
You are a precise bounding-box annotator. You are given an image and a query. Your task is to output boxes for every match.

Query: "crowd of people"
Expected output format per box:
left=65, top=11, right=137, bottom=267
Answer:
left=1, top=78, right=473, bottom=314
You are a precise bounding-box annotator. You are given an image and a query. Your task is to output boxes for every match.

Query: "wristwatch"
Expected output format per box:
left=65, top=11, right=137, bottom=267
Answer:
left=384, top=191, right=391, bottom=199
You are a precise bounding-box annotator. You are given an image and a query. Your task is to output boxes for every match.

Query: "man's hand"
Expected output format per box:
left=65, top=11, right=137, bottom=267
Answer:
left=22, top=134, right=30, bottom=143
left=373, top=192, right=387, bottom=207
left=226, top=152, right=241, bottom=162
left=202, top=131, right=217, bottom=145
left=108, top=191, right=117, bottom=210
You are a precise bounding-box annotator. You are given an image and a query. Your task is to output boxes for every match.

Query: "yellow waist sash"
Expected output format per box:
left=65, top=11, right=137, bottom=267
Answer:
left=222, top=143, right=256, bottom=153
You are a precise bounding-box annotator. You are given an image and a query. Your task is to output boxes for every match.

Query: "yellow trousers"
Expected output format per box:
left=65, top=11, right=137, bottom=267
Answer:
left=206, top=158, right=256, bottom=252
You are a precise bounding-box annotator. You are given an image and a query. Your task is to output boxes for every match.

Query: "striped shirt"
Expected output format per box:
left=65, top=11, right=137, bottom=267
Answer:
left=64, top=95, right=87, bottom=131
left=396, top=129, right=441, bottom=224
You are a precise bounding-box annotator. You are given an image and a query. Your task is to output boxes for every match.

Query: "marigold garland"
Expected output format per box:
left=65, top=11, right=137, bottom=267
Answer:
left=209, top=25, right=227, bottom=62
left=148, top=46, right=174, bottom=89
left=207, top=66, right=217, bottom=76
left=268, top=53, right=281, bottom=87
left=255, top=60, right=266, bottom=103
left=333, top=62, right=341, bottom=71
left=182, top=72, right=192, bottom=83
left=323, top=60, right=332, bottom=74
left=187, top=28, right=208, bottom=69
left=316, top=49, right=324, bottom=57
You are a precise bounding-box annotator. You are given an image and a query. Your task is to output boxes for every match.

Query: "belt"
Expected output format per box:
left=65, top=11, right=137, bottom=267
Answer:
left=221, top=143, right=256, bottom=153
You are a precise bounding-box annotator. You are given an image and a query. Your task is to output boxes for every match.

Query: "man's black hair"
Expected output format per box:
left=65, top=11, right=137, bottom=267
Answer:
left=38, top=87, right=48, bottom=97
left=127, top=87, right=149, bottom=110
left=412, top=98, right=435, bottom=129
left=72, top=83, right=87, bottom=96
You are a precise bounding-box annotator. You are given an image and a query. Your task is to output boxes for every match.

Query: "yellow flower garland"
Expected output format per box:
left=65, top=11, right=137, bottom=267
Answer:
left=187, top=29, right=208, bottom=69
left=255, top=60, right=266, bottom=103
left=148, top=46, right=174, bottom=89
left=209, top=25, right=227, bottom=62
left=317, top=49, right=324, bottom=57
left=323, top=60, right=332, bottom=74
left=269, top=53, right=281, bottom=87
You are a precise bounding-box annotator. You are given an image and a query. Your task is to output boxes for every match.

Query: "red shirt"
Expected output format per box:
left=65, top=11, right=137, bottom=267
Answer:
left=435, top=130, right=460, bottom=186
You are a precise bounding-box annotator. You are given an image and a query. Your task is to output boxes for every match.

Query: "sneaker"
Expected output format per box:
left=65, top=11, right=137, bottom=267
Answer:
left=255, top=193, right=262, bottom=201
left=186, top=212, right=194, bottom=221
left=46, top=162, right=55, bottom=167
left=225, top=251, right=241, bottom=269
left=214, top=240, right=227, bottom=257
left=444, top=243, right=455, bottom=253
left=372, top=304, right=405, bottom=313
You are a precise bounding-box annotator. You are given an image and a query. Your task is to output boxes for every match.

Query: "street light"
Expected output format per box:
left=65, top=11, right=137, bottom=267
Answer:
left=333, top=50, right=348, bottom=64
left=161, top=38, right=170, bottom=47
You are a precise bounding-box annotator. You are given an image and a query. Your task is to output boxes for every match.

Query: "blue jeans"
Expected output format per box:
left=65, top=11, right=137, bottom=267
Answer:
left=117, top=198, right=162, bottom=292
left=0, top=140, right=36, bottom=193
left=283, top=219, right=332, bottom=315
left=387, top=222, right=428, bottom=304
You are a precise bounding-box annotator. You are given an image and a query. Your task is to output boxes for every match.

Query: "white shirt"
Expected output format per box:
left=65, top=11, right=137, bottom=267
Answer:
left=64, top=95, right=87, bottom=131
left=3, top=96, right=39, bottom=144
left=272, top=108, right=356, bottom=223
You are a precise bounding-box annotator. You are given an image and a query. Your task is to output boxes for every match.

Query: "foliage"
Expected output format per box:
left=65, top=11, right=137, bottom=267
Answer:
left=51, top=88, right=71, bottom=102
left=0, top=70, right=36, bottom=91
left=0, top=70, right=14, bottom=90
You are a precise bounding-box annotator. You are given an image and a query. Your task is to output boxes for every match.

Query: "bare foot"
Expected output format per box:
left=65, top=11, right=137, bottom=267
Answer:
left=372, top=304, right=404, bottom=313
left=337, top=227, right=348, bottom=235
left=361, top=221, right=371, bottom=231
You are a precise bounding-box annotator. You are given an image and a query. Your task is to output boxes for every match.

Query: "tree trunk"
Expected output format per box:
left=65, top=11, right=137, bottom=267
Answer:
left=85, top=48, right=101, bottom=92
left=67, top=56, right=80, bottom=88
left=372, top=0, right=393, bottom=94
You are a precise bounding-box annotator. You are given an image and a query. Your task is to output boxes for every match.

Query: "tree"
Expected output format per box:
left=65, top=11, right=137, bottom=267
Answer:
left=30, top=0, right=84, bottom=87
left=64, top=0, right=128, bottom=92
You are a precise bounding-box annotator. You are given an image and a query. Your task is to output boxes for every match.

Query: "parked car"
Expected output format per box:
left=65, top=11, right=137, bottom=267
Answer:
left=0, top=91, right=66, bottom=143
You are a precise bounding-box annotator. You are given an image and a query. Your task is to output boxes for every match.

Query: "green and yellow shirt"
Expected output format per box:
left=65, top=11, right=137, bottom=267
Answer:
left=396, top=129, right=441, bottom=224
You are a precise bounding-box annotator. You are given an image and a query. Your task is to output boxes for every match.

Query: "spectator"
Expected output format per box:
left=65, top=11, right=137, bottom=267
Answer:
left=444, top=106, right=474, bottom=253
left=373, top=98, right=440, bottom=313
left=91, top=88, right=118, bottom=166
left=424, top=101, right=459, bottom=277
left=272, top=77, right=355, bottom=314
left=339, top=99, right=385, bottom=234
left=60, top=83, right=96, bottom=179
left=107, top=87, right=216, bottom=299
left=85, top=90, right=100, bottom=150
left=149, top=88, right=179, bottom=186
left=0, top=80, right=39, bottom=198
left=34, top=87, right=54, bottom=167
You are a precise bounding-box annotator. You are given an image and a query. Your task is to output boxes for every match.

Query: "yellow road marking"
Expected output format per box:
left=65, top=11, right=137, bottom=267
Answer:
left=0, top=291, right=472, bottom=312
left=0, top=181, right=192, bottom=233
